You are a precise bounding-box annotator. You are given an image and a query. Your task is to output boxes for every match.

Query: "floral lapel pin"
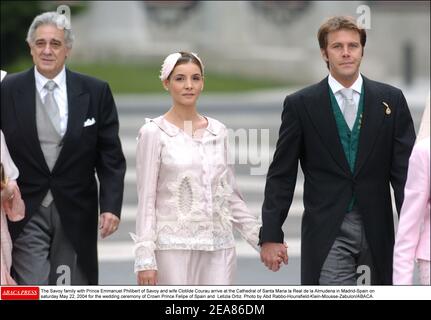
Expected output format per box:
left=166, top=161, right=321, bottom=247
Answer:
left=382, top=102, right=391, bottom=115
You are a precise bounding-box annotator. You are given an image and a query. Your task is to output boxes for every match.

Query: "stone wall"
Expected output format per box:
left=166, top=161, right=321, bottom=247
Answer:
left=70, top=1, right=430, bottom=85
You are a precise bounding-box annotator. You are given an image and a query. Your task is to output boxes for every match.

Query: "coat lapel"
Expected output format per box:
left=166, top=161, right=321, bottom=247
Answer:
left=354, top=76, right=385, bottom=176
left=53, top=69, right=89, bottom=171
left=304, top=78, right=351, bottom=174
left=13, top=68, right=49, bottom=171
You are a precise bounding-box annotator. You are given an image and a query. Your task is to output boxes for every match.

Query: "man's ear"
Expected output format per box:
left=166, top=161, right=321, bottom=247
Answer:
left=65, top=47, right=71, bottom=59
left=320, top=48, right=328, bottom=62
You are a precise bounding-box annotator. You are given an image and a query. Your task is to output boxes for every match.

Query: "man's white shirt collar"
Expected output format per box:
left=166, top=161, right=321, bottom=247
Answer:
left=34, top=66, right=66, bottom=94
left=328, top=73, right=363, bottom=95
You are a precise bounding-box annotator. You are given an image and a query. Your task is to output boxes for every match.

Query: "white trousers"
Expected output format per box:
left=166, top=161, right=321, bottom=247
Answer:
left=417, top=259, right=430, bottom=285
left=156, top=248, right=236, bottom=285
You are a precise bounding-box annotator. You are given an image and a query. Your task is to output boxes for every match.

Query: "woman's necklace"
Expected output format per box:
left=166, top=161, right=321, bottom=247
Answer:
left=171, top=109, right=203, bottom=137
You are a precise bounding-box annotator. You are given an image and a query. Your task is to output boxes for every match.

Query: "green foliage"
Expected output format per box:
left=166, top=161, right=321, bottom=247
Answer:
left=1, top=1, right=43, bottom=66
left=4, top=59, right=285, bottom=93
left=68, top=63, right=285, bottom=94
left=70, top=63, right=163, bottom=94
left=2, top=57, right=33, bottom=73
left=1, top=1, right=88, bottom=67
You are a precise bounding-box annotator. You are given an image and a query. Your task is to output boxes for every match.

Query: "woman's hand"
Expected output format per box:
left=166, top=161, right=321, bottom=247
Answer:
left=1, top=179, right=16, bottom=200
left=2, top=180, right=25, bottom=221
left=137, top=270, right=157, bottom=285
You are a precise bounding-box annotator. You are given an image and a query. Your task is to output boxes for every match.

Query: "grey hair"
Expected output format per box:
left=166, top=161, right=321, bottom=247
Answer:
left=26, top=12, right=74, bottom=49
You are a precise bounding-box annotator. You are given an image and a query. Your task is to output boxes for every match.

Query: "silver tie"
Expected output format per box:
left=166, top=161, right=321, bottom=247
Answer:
left=44, top=80, right=62, bottom=136
left=339, top=88, right=357, bottom=131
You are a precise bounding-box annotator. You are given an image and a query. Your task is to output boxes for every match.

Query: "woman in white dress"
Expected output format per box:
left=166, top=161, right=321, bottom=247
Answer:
left=393, top=94, right=430, bottom=285
left=1, top=129, right=26, bottom=285
left=132, top=52, right=285, bottom=285
left=1, top=70, right=26, bottom=285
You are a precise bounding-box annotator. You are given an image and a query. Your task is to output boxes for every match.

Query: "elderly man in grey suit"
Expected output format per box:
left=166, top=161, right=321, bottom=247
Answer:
left=1, top=12, right=126, bottom=285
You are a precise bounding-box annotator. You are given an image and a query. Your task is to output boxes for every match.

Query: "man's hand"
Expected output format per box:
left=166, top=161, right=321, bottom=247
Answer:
left=260, top=242, right=288, bottom=272
left=137, top=270, right=157, bottom=285
left=99, top=212, right=120, bottom=239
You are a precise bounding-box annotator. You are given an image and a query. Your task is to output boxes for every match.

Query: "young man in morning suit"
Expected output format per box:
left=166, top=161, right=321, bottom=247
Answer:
left=259, top=16, right=415, bottom=284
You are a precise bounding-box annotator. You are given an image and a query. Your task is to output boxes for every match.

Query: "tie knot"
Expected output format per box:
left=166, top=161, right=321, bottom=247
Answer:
left=44, top=80, right=57, bottom=92
left=340, top=88, right=354, bottom=100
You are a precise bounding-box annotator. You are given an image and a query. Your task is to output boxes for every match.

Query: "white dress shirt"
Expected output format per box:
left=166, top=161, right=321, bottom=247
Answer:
left=34, top=67, right=68, bottom=136
left=328, top=73, right=363, bottom=116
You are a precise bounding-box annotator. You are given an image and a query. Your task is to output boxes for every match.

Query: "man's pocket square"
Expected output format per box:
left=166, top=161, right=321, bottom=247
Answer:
left=84, top=118, right=96, bottom=127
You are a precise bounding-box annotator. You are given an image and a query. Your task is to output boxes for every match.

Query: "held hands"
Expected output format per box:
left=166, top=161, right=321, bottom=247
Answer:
left=260, top=242, right=288, bottom=272
left=138, top=270, right=157, bottom=285
left=99, top=212, right=120, bottom=239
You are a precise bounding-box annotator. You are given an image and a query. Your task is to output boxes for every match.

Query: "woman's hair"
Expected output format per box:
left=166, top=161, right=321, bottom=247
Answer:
left=1, top=163, right=6, bottom=190
left=160, top=51, right=204, bottom=81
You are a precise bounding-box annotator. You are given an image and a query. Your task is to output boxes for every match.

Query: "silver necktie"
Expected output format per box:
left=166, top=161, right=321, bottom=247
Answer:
left=339, top=88, right=357, bottom=131
left=44, top=80, right=62, bottom=136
